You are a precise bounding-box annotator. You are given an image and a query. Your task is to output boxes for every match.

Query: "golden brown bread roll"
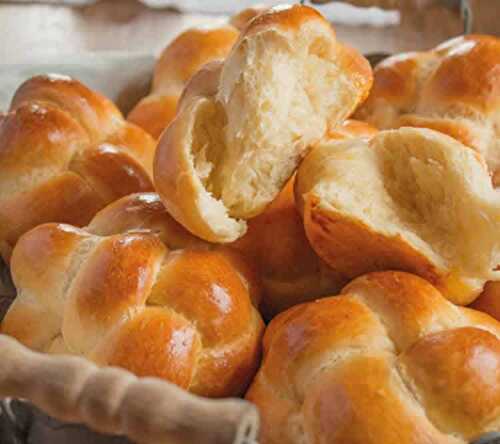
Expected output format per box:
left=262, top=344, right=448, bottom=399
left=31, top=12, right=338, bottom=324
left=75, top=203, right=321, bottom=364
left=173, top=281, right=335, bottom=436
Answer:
left=355, top=35, right=500, bottom=185
left=154, top=4, right=373, bottom=243
left=246, top=271, right=500, bottom=444
left=127, top=25, right=239, bottom=139
left=0, top=75, right=156, bottom=263
left=296, top=127, right=500, bottom=305
left=1, top=222, right=264, bottom=398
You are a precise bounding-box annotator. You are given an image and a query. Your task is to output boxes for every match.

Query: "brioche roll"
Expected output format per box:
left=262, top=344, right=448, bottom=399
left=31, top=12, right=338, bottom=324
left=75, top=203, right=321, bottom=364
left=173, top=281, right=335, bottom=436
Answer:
left=296, top=127, right=500, bottom=305
left=154, top=4, right=372, bottom=243
left=0, top=75, right=156, bottom=263
left=247, top=271, right=500, bottom=444
left=1, top=222, right=263, bottom=397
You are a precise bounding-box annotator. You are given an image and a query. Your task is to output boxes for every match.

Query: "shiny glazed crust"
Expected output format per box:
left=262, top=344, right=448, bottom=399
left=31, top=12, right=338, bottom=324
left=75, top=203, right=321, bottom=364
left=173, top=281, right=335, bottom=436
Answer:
left=1, top=223, right=264, bottom=398
left=246, top=271, right=500, bottom=444
left=0, top=75, right=156, bottom=263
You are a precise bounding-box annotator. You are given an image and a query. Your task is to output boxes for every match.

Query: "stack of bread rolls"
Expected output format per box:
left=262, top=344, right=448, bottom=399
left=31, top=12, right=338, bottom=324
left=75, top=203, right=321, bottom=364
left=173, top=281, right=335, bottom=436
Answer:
left=0, top=3, right=499, bottom=442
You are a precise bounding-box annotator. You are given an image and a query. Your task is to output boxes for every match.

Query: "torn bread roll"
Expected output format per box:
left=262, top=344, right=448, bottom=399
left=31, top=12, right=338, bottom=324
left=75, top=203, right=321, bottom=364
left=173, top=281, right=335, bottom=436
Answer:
left=154, top=4, right=373, bottom=243
left=296, top=127, right=500, bottom=305
left=355, top=35, right=500, bottom=185
left=247, top=271, right=500, bottom=444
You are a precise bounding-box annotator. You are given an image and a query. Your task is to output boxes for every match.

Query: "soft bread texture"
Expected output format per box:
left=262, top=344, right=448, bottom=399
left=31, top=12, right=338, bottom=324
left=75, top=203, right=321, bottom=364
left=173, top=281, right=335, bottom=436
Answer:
left=127, top=25, right=239, bottom=139
left=296, top=127, right=500, bottom=305
left=355, top=35, right=500, bottom=185
left=1, top=222, right=264, bottom=398
left=154, top=4, right=373, bottom=243
left=231, top=119, right=378, bottom=318
left=0, top=75, right=156, bottom=263
left=246, top=271, right=500, bottom=444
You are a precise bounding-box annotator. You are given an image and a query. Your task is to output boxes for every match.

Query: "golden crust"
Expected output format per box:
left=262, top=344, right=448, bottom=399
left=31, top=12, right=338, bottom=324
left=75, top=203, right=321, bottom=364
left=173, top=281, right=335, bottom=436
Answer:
left=0, top=75, right=156, bottom=263
left=247, top=271, right=500, bottom=444
left=127, top=94, right=178, bottom=140
left=355, top=35, right=500, bottom=183
left=296, top=127, right=500, bottom=305
left=1, top=222, right=264, bottom=398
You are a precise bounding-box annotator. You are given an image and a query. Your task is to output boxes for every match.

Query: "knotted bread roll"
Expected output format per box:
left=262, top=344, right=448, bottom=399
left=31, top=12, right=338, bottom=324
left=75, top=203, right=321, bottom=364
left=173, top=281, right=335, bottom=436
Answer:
left=0, top=75, right=156, bottom=263
left=247, top=271, right=500, bottom=444
left=154, top=4, right=373, bottom=243
left=355, top=35, right=500, bottom=185
left=1, top=222, right=264, bottom=398
left=296, top=127, right=500, bottom=305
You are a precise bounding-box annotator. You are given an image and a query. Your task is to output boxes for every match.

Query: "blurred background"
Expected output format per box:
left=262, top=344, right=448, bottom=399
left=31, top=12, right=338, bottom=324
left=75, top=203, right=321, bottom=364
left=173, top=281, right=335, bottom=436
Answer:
left=0, top=0, right=497, bottom=63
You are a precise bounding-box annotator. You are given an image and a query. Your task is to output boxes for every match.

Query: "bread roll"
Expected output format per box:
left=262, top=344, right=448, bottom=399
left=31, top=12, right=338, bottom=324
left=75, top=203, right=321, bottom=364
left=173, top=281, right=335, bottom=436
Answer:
left=0, top=75, right=156, bottom=263
left=355, top=35, right=500, bottom=185
left=154, top=4, right=373, bottom=243
left=296, top=127, right=500, bottom=305
left=247, top=271, right=500, bottom=444
left=1, top=222, right=264, bottom=398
